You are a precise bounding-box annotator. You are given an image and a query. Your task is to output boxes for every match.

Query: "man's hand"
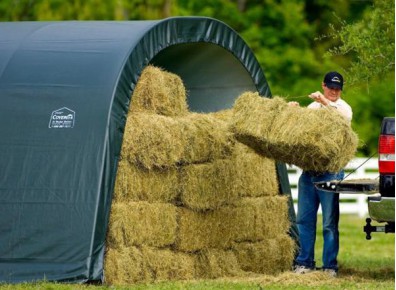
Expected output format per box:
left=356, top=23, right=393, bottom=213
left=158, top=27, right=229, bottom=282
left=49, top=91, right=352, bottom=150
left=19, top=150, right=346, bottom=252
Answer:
left=309, top=91, right=329, bottom=106
left=288, top=101, right=300, bottom=107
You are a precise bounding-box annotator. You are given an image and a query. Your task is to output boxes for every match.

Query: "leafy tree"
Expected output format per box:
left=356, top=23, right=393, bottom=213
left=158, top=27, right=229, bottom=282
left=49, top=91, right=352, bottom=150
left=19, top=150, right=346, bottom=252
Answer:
left=0, top=0, right=390, bottom=155
left=326, top=0, right=394, bottom=85
left=324, top=0, right=395, bottom=156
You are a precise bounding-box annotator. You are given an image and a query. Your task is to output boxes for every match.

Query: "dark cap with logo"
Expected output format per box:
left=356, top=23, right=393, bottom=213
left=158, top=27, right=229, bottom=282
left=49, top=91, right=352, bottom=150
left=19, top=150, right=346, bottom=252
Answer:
left=324, top=71, right=343, bottom=90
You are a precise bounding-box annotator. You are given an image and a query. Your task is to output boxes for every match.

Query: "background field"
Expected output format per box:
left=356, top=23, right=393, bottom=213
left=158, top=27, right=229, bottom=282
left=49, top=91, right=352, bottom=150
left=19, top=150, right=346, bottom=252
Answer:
left=1, top=214, right=394, bottom=290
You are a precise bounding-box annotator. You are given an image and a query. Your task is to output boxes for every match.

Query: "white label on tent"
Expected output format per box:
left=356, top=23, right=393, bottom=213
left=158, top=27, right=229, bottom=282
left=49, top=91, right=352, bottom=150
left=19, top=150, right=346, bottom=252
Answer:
left=49, top=107, right=75, bottom=129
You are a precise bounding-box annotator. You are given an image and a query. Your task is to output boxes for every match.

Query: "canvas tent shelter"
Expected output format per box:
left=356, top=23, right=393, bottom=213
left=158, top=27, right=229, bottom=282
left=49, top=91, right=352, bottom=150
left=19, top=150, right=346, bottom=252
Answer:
left=0, top=17, right=297, bottom=283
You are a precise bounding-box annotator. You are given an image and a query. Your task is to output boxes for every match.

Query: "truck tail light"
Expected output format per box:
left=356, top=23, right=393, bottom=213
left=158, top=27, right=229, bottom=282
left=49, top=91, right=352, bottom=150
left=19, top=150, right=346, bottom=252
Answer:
left=378, top=135, right=395, bottom=174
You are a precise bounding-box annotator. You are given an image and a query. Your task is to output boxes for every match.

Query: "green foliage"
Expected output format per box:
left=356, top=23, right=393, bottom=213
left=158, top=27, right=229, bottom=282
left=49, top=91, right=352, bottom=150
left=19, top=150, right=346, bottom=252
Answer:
left=347, top=72, right=395, bottom=156
left=324, top=0, right=395, bottom=156
left=0, top=0, right=392, bottom=156
left=327, top=0, right=395, bottom=85
left=0, top=0, right=175, bottom=21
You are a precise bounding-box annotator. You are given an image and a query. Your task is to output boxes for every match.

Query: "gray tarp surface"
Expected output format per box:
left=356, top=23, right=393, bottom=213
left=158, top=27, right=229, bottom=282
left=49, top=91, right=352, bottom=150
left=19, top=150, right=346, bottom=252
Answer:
left=0, top=17, right=297, bottom=283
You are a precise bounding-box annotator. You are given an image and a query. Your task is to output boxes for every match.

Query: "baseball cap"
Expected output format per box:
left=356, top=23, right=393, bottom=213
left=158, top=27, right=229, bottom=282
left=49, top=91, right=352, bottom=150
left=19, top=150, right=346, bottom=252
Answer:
left=324, top=71, right=343, bottom=90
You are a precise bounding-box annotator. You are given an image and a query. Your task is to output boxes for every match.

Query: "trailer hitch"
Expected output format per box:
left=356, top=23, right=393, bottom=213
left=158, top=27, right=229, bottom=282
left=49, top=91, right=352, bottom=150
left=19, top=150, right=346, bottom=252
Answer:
left=364, top=218, right=395, bottom=240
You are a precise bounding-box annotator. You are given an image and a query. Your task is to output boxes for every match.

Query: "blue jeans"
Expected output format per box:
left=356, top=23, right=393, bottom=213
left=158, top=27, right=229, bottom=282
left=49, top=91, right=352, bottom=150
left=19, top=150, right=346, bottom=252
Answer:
left=295, top=170, right=343, bottom=271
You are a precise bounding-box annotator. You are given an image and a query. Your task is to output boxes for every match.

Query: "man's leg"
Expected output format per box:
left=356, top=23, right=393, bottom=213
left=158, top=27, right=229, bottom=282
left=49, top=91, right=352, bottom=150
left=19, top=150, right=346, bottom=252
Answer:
left=318, top=172, right=342, bottom=271
left=295, top=172, right=319, bottom=269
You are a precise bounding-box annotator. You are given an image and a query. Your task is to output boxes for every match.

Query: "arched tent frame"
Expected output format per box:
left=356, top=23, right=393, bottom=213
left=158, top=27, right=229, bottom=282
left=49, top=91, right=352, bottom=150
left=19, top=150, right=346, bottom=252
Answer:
left=0, top=17, right=296, bottom=283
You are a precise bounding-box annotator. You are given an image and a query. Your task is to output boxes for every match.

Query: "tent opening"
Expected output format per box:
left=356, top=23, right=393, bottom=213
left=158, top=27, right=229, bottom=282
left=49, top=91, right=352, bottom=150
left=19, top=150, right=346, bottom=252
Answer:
left=150, top=42, right=256, bottom=113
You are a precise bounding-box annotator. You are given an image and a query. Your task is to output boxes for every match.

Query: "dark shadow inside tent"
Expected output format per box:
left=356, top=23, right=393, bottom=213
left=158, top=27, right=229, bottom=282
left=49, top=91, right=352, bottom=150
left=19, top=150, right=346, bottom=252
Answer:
left=150, top=42, right=256, bottom=113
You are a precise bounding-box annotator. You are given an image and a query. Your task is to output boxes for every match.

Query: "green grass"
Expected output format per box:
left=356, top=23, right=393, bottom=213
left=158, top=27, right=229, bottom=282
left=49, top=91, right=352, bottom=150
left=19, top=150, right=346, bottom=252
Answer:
left=0, top=215, right=394, bottom=290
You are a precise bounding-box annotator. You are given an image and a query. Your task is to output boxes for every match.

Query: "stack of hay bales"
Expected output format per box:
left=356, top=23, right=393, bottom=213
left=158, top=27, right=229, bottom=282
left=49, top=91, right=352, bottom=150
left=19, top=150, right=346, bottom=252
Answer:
left=232, top=92, right=358, bottom=173
left=105, top=65, right=295, bottom=285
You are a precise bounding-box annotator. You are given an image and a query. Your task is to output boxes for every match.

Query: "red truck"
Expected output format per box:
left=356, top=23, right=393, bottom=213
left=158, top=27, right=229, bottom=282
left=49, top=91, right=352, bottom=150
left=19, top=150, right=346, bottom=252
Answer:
left=316, top=117, right=395, bottom=239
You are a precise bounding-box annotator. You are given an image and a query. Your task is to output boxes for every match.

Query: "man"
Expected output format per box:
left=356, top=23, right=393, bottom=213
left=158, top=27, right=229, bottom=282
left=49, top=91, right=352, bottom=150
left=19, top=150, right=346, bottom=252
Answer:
left=292, top=71, right=352, bottom=277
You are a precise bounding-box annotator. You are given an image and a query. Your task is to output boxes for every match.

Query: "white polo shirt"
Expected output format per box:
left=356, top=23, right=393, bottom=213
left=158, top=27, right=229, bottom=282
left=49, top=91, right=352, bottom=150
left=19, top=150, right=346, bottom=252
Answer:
left=308, top=98, right=353, bottom=122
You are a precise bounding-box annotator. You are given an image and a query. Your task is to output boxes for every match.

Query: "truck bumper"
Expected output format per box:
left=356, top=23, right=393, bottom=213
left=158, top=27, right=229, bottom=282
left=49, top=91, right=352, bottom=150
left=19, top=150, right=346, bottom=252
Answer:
left=368, top=196, right=395, bottom=223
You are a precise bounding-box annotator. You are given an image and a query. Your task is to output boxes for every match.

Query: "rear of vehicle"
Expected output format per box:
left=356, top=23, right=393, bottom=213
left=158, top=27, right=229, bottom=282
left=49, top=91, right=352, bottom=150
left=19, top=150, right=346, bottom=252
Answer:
left=366, top=117, right=395, bottom=238
left=315, top=117, right=395, bottom=239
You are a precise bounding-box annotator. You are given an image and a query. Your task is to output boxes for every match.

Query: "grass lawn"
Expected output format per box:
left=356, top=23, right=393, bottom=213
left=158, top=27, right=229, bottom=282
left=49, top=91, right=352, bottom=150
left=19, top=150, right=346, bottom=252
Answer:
left=0, top=214, right=394, bottom=290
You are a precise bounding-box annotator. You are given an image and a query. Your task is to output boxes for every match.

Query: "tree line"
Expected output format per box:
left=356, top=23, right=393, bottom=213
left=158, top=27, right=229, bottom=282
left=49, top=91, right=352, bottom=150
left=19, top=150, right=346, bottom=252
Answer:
left=1, top=0, right=394, bottom=156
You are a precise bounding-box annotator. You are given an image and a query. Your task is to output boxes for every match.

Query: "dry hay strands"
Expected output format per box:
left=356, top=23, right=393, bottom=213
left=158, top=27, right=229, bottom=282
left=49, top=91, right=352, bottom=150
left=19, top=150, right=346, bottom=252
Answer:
left=175, top=196, right=290, bottom=252
left=179, top=159, right=239, bottom=211
left=140, top=246, right=196, bottom=282
left=231, top=92, right=287, bottom=158
left=178, top=112, right=235, bottom=164
left=121, top=113, right=185, bottom=170
left=246, top=270, right=338, bottom=287
left=231, top=92, right=358, bottom=172
left=176, top=207, right=236, bottom=252
left=107, top=201, right=177, bottom=249
left=267, top=102, right=358, bottom=172
left=104, top=246, right=145, bottom=285
left=233, top=196, right=291, bottom=242
left=104, top=245, right=195, bottom=285
left=195, top=248, right=246, bottom=279
left=113, top=159, right=179, bottom=203
left=232, top=142, right=279, bottom=197
left=130, top=65, right=189, bottom=117
left=232, top=234, right=296, bottom=275
left=207, top=108, right=234, bottom=123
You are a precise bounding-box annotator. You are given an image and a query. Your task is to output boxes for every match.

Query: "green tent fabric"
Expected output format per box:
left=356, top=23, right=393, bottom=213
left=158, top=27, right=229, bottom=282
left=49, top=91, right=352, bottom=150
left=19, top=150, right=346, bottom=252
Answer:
left=0, top=17, right=297, bottom=283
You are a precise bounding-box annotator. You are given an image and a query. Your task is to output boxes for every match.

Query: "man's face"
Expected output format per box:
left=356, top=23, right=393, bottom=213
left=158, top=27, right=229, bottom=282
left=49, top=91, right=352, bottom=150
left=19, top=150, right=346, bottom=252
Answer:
left=322, top=82, right=342, bottom=102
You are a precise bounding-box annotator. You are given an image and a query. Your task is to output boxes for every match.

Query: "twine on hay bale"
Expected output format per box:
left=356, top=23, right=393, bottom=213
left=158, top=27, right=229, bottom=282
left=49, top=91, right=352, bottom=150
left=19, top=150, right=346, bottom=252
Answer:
left=113, top=159, right=179, bottom=203
left=130, top=65, right=189, bottom=117
left=232, top=92, right=358, bottom=172
left=107, top=201, right=177, bottom=249
left=121, top=113, right=185, bottom=170
left=179, top=159, right=239, bottom=210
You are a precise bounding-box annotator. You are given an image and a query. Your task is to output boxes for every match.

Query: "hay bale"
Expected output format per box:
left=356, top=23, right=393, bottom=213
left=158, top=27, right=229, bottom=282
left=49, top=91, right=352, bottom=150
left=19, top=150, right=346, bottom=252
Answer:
left=140, top=246, right=196, bottom=281
left=233, top=235, right=296, bottom=274
left=113, top=159, right=179, bottom=203
left=233, top=197, right=290, bottom=242
left=195, top=249, right=245, bottom=279
left=176, top=196, right=290, bottom=251
left=107, top=201, right=177, bottom=248
left=268, top=104, right=358, bottom=172
left=121, top=113, right=185, bottom=169
left=130, top=65, right=189, bottom=117
left=179, top=159, right=239, bottom=210
left=104, top=246, right=145, bottom=285
left=231, top=92, right=287, bottom=158
left=176, top=207, right=235, bottom=251
left=233, top=142, right=279, bottom=197
left=178, top=113, right=235, bottom=164
left=232, top=92, right=358, bottom=172
left=104, top=245, right=195, bottom=284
